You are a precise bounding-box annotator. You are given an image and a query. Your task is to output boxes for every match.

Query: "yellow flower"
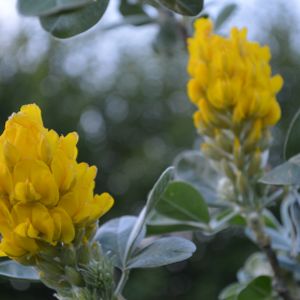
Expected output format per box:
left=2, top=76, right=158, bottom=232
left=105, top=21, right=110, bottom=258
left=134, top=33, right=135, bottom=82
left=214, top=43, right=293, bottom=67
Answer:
left=187, top=18, right=283, bottom=140
left=0, top=104, right=114, bottom=259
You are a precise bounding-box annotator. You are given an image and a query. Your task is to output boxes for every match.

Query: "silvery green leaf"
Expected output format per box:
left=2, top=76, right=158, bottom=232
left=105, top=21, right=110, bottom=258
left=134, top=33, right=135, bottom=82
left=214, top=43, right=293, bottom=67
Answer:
left=95, top=216, right=146, bottom=269
left=123, top=168, right=174, bottom=264
left=219, top=282, right=244, bottom=300
left=237, top=253, right=272, bottom=284
left=145, top=167, right=175, bottom=215
left=157, top=0, right=204, bottom=16
left=0, top=260, right=39, bottom=281
left=237, top=276, right=272, bottom=300
left=278, top=255, right=300, bottom=276
left=154, top=181, right=209, bottom=223
left=18, top=0, right=93, bottom=16
left=265, top=228, right=290, bottom=252
left=147, top=212, right=208, bottom=235
left=260, top=154, right=300, bottom=186
left=214, top=4, right=238, bottom=30
left=40, top=0, right=109, bottom=38
left=174, top=151, right=221, bottom=205
left=127, top=237, right=196, bottom=268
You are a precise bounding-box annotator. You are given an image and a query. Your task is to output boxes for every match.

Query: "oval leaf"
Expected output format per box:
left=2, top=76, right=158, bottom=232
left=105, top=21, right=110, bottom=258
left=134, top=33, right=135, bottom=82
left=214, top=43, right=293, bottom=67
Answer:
left=147, top=212, right=206, bottom=235
left=39, top=0, right=109, bottom=38
left=174, top=151, right=221, bottom=204
left=18, top=0, right=93, bottom=16
left=219, top=282, right=245, bottom=300
left=158, top=0, right=204, bottom=16
left=284, top=107, right=300, bottom=160
left=0, top=260, right=39, bottom=281
left=215, top=4, right=238, bottom=30
left=155, top=181, right=209, bottom=223
left=238, top=276, right=272, bottom=300
left=95, top=216, right=146, bottom=269
left=119, top=0, right=147, bottom=17
left=145, top=167, right=175, bottom=215
left=260, top=154, right=300, bottom=186
left=127, top=237, right=196, bottom=268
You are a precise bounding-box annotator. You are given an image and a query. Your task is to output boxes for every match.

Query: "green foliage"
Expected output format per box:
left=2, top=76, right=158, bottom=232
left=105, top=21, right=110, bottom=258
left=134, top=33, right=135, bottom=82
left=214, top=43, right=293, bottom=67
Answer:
left=144, top=167, right=175, bottom=216
left=219, top=276, right=272, bottom=300
left=40, top=0, right=109, bottom=38
left=214, top=4, right=238, bottom=30
left=17, top=0, right=205, bottom=38
left=148, top=181, right=210, bottom=233
left=0, top=261, right=39, bottom=281
left=127, top=237, right=196, bottom=268
left=17, top=0, right=93, bottom=16
left=96, top=167, right=196, bottom=298
left=154, top=181, right=209, bottom=223
left=174, top=151, right=221, bottom=205
left=157, top=0, right=204, bottom=16
left=260, top=154, right=300, bottom=185
left=283, top=107, right=300, bottom=159
left=95, top=216, right=145, bottom=269
left=119, top=0, right=147, bottom=17
left=238, top=276, right=272, bottom=300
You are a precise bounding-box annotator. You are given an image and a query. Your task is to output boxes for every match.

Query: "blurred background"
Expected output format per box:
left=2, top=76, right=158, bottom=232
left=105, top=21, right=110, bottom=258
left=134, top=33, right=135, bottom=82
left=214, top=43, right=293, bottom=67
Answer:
left=0, top=0, right=299, bottom=299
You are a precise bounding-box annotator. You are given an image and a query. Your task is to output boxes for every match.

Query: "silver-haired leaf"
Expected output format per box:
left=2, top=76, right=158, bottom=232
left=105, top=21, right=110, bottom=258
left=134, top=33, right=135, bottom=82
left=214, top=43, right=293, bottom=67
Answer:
left=40, top=0, right=109, bottom=38
left=18, top=0, right=93, bottom=16
left=174, top=151, right=221, bottom=204
left=154, top=181, right=209, bottom=223
left=95, top=216, right=146, bottom=269
left=238, top=276, right=272, bottom=300
left=260, top=154, right=300, bottom=186
left=215, top=4, right=238, bottom=30
left=127, top=237, right=196, bottom=268
left=0, top=260, right=39, bottom=281
left=157, top=0, right=204, bottom=16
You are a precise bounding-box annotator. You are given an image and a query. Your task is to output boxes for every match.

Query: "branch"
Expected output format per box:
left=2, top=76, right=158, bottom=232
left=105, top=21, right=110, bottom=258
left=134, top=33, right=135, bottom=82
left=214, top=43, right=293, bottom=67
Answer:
left=248, top=214, right=293, bottom=300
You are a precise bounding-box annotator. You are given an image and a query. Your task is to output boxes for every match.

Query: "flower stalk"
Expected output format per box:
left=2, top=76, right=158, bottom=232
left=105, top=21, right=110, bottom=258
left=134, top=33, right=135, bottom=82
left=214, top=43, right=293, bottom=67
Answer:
left=247, top=213, right=293, bottom=300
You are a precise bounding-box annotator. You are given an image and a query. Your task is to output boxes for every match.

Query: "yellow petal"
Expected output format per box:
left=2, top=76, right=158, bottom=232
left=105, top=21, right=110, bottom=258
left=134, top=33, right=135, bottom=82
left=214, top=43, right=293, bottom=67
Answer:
left=88, top=193, right=114, bottom=222
left=51, top=207, right=75, bottom=243
left=13, top=160, right=59, bottom=206
left=270, top=75, right=283, bottom=94
left=59, top=132, right=78, bottom=160
left=51, top=150, right=75, bottom=192
left=20, top=103, right=43, bottom=126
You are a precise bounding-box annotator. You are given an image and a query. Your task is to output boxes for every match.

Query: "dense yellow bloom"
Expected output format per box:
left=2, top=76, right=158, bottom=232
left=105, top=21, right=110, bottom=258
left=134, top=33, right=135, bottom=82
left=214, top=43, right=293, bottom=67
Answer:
left=187, top=18, right=283, bottom=141
left=0, top=104, right=113, bottom=259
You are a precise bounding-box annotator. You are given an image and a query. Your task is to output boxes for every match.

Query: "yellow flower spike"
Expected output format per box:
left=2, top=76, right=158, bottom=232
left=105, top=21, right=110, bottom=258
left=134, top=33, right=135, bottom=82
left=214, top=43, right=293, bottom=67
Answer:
left=188, top=18, right=282, bottom=134
left=187, top=19, right=283, bottom=206
left=0, top=104, right=114, bottom=259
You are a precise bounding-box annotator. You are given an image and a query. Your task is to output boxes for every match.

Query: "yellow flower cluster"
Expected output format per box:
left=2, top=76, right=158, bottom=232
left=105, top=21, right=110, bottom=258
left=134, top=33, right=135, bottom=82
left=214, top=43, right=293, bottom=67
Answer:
left=187, top=18, right=283, bottom=144
left=0, top=104, right=113, bottom=259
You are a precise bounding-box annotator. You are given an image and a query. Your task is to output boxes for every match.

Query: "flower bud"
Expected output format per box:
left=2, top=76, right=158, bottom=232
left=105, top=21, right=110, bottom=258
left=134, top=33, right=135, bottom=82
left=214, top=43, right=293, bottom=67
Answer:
left=65, top=266, right=84, bottom=286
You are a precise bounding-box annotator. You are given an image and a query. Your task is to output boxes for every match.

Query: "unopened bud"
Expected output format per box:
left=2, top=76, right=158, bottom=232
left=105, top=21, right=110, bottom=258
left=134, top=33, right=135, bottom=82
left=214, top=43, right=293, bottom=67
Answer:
left=258, top=130, right=272, bottom=151
left=201, top=143, right=224, bottom=161
left=233, top=138, right=244, bottom=169
left=85, top=224, right=98, bottom=240
left=65, top=266, right=84, bottom=286
left=221, top=159, right=236, bottom=182
left=40, top=272, right=71, bottom=290
left=247, top=150, right=262, bottom=176
left=77, top=244, right=91, bottom=265
left=37, top=260, right=64, bottom=277
left=215, top=132, right=233, bottom=153
left=91, top=242, right=103, bottom=261
left=236, top=171, right=248, bottom=201
left=60, top=245, right=76, bottom=266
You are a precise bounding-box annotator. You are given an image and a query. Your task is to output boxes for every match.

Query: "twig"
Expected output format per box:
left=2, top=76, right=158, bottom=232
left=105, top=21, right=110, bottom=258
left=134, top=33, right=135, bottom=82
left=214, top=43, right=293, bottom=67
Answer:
left=248, top=214, right=293, bottom=300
